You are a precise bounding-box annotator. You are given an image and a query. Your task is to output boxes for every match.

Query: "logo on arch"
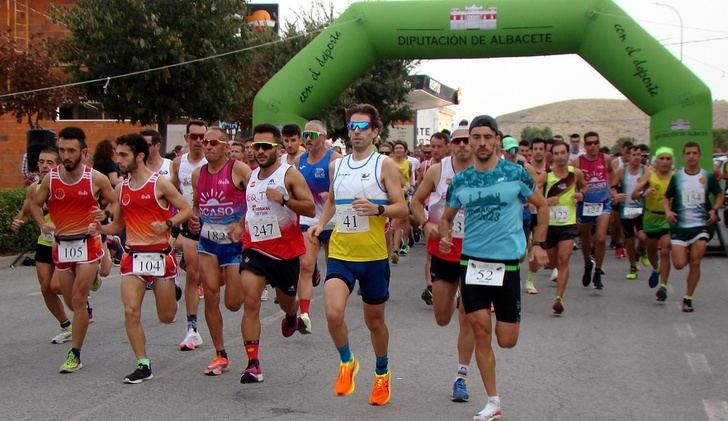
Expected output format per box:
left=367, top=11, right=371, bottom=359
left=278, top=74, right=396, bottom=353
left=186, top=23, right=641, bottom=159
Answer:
left=450, top=6, right=497, bottom=30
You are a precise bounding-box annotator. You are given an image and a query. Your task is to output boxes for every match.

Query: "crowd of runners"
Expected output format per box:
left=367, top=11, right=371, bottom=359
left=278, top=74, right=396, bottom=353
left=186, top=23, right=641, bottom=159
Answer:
left=9, top=103, right=725, bottom=421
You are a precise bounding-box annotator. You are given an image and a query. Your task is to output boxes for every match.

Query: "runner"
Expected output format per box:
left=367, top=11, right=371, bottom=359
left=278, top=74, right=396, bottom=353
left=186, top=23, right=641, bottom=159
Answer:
left=411, top=127, right=476, bottom=402
left=238, top=123, right=315, bottom=383
left=29, top=126, right=116, bottom=373
left=295, top=119, right=341, bottom=334
left=190, top=127, right=251, bottom=375
left=524, top=137, right=555, bottom=294
left=141, top=129, right=172, bottom=180
left=439, top=115, right=548, bottom=421
left=572, top=131, right=614, bottom=290
left=536, top=141, right=586, bottom=314
left=632, top=147, right=674, bottom=301
left=309, top=103, right=407, bottom=406
left=664, top=142, right=724, bottom=312
left=390, top=140, right=414, bottom=261
left=92, top=133, right=192, bottom=383
left=170, top=120, right=208, bottom=351
left=11, top=148, right=73, bottom=344
left=612, top=145, right=647, bottom=280
left=281, top=124, right=303, bottom=165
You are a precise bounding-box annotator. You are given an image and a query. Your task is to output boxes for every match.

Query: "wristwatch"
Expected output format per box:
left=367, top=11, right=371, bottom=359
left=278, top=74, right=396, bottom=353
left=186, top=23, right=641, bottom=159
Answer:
left=532, top=241, right=547, bottom=248
left=281, top=197, right=288, bottom=207
left=377, top=205, right=385, bottom=216
left=165, top=219, right=174, bottom=228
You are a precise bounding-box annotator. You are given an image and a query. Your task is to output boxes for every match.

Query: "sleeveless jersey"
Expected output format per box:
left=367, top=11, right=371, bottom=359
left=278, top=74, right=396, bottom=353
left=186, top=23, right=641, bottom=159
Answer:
left=156, top=158, right=173, bottom=181
left=35, top=181, right=53, bottom=246
left=243, top=164, right=304, bottom=259
left=619, top=165, right=645, bottom=219
left=299, top=148, right=334, bottom=228
left=645, top=170, right=672, bottom=212
left=197, top=159, right=246, bottom=243
left=47, top=165, right=98, bottom=236
left=397, top=159, right=411, bottom=186
left=178, top=153, right=207, bottom=206
left=579, top=154, right=610, bottom=204
left=329, top=152, right=390, bottom=262
left=666, top=168, right=722, bottom=229
left=426, top=157, right=463, bottom=262
left=120, top=173, right=173, bottom=250
left=545, top=166, right=577, bottom=226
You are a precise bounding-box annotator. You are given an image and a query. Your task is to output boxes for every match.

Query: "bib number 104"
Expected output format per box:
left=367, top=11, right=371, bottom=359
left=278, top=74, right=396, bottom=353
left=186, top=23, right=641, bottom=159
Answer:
left=132, top=253, right=165, bottom=277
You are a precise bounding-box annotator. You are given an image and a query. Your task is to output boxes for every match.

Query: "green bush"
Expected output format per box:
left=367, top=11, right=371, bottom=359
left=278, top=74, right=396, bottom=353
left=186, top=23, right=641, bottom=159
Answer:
left=0, top=188, right=39, bottom=254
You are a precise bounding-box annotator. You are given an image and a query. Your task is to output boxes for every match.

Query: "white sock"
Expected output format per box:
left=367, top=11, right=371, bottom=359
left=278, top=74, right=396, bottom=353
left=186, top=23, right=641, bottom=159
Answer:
left=488, top=395, right=500, bottom=406
left=457, top=364, right=468, bottom=377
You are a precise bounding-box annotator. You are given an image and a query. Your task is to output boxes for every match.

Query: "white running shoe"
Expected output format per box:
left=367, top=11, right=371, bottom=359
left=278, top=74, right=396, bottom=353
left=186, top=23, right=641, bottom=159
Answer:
left=550, top=268, right=559, bottom=282
left=179, top=328, right=203, bottom=351
left=260, top=287, right=269, bottom=302
left=298, top=313, right=312, bottom=334
left=51, top=328, right=72, bottom=344
left=474, top=402, right=503, bottom=421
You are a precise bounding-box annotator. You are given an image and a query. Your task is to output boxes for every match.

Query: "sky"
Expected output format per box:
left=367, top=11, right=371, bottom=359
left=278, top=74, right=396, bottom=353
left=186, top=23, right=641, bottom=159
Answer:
left=263, top=0, right=728, bottom=121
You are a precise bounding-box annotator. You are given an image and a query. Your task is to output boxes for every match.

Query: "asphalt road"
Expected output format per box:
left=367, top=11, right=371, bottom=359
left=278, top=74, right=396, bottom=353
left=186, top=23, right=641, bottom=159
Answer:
left=1, top=243, right=727, bottom=421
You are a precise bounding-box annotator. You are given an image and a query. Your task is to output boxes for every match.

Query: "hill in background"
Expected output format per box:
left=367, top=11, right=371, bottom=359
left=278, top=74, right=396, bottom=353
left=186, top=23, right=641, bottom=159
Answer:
left=497, top=99, right=728, bottom=146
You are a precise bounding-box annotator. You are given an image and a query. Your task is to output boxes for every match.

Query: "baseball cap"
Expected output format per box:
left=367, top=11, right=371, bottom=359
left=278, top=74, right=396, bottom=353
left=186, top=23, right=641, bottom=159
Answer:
left=469, top=115, right=498, bottom=133
left=502, top=136, right=519, bottom=152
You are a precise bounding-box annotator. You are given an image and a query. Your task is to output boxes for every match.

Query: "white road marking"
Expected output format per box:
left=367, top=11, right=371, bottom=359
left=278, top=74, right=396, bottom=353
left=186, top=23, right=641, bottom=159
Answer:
left=685, top=353, right=712, bottom=375
left=703, top=400, right=728, bottom=421
left=673, top=322, right=695, bottom=338
left=26, top=292, right=42, bottom=297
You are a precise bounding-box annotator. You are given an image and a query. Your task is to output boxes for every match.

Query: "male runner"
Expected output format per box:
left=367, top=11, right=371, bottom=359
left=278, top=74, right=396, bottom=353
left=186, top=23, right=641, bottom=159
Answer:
left=93, top=133, right=192, bottom=383
left=295, top=119, right=341, bottom=334
left=170, top=120, right=208, bottom=350
left=30, top=126, right=116, bottom=373
left=309, top=103, right=407, bottom=406
left=190, top=128, right=251, bottom=375
left=612, top=145, right=647, bottom=280
left=238, top=123, right=315, bottom=383
left=411, top=127, right=476, bottom=401
left=141, top=129, right=172, bottom=180
left=281, top=124, right=303, bottom=165
left=440, top=115, right=548, bottom=421
left=664, top=142, right=724, bottom=311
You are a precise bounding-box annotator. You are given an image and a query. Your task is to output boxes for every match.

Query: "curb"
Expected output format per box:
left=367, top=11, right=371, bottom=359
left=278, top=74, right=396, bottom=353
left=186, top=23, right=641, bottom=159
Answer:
left=0, top=253, right=28, bottom=269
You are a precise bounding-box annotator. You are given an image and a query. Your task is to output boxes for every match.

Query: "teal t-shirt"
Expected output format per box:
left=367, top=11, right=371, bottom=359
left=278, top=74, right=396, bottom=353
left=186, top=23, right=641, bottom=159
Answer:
left=446, top=159, right=534, bottom=260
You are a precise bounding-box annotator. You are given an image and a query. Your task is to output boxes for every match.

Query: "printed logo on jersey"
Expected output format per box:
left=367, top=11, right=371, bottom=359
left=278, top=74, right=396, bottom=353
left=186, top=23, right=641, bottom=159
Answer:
left=468, top=190, right=507, bottom=222
left=199, top=190, right=235, bottom=217
left=53, top=189, right=65, bottom=200
left=121, top=194, right=131, bottom=206
left=315, top=168, right=325, bottom=178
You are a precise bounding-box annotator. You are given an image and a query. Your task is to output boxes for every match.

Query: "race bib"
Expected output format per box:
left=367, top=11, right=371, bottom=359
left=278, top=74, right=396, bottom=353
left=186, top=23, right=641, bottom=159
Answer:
left=582, top=202, right=604, bottom=217
left=335, top=205, right=369, bottom=233
left=683, top=189, right=705, bottom=206
left=42, top=231, right=55, bottom=242
left=623, top=207, right=643, bottom=218
left=452, top=209, right=465, bottom=239
left=201, top=223, right=232, bottom=244
left=248, top=215, right=281, bottom=242
left=549, top=206, right=570, bottom=223
left=132, top=252, right=166, bottom=277
left=465, top=260, right=505, bottom=287
left=57, top=239, right=87, bottom=263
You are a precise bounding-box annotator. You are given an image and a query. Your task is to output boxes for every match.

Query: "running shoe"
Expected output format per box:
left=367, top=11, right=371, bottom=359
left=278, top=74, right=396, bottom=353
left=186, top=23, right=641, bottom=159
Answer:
left=90, top=274, right=102, bottom=292
left=175, top=284, right=182, bottom=301
left=625, top=268, right=638, bottom=280
left=334, top=358, right=359, bottom=396
left=552, top=298, right=565, bottom=315
left=451, top=377, right=469, bottom=402
left=260, top=287, right=269, bottom=302
left=87, top=301, right=94, bottom=324
left=369, top=371, right=391, bottom=406
left=298, top=313, right=312, bottom=335
left=240, top=360, right=264, bottom=383
left=413, top=228, right=421, bottom=243
left=656, top=286, right=668, bottom=302
left=390, top=252, right=399, bottom=265
left=640, top=252, right=651, bottom=268
left=421, top=287, right=433, bottom=305
left=474, top=402, right=503, bottom=421
left=549, top=268, right=558, bottom=282
left=51, top=327, right=72, bottom=344
left=525, top=279, right=539, bottom=294
left=204, top=355, right=230, bottom=376
left=682, top=298, right=694, bottom=312
left=592, top=268, right=604, bottom=290
left=124, top=363, right=153, bottom=384
left=59, top=350, right=82, bottom=373
left=399, top=244, right=409, bottom=256
left=179, top=328, right=203, bottom=351
left=615, top=247, right=625, bottom=260
left=582, top=259, right=593, bottom=287
left=648, top=271, right=659, bottom=288
left=281, top=316, right=299, bottom=338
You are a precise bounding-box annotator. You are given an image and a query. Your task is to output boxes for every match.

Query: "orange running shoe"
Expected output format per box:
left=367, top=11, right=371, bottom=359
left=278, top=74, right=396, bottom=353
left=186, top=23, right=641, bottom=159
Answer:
left=204, top=355, right=229, bottom=376
left=369, top=371, right=391, bottom=406
left=334, top=358, right=359, bottom=396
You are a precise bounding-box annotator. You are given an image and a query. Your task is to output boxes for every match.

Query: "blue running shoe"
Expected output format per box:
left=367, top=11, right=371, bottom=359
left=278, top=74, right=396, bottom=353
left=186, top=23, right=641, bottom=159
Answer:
left=648, top=271, right=659, bottom=288
left=656, top=286, right=667, bottom=302
left=451, top=377, right=469, bottom=402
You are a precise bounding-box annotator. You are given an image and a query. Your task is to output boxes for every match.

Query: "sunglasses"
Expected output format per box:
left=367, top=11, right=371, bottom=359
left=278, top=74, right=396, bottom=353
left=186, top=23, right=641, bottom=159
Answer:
left=451, top=137, right=470, bottom=145
left=201, top=139, right=226, bottom=147
left=187, top=133, right=204, bottom=141
left=347, top=121, right=372, bottom=131
left=302, top=130, right=321, bottom=140
left=379, top=151, right=391, bottom=155
left=251, top=142, right=279, bottom=151
left=584, top=141, right=599, bottom=146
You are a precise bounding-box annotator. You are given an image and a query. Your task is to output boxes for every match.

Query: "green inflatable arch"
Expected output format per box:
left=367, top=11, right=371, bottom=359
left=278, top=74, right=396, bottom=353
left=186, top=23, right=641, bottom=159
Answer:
left=253, top=0, right=712, bottom=169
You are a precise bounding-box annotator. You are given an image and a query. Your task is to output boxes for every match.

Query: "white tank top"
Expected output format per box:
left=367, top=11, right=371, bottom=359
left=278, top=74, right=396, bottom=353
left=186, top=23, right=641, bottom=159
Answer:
left=178, top=153, right=207, bottom=206
left=427, top=156, right=455, bottom=222
left=157, top=158, right=172, bottom=181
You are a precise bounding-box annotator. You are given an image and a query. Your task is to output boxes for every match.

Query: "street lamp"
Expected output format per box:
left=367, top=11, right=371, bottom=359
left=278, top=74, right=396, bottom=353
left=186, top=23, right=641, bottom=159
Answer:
left=653, top=2, right=683, bottom=62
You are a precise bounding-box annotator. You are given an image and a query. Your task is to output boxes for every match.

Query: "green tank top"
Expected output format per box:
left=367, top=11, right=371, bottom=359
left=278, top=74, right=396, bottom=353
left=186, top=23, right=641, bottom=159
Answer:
left=645, top=170, right=672, bottom=213
left=35, top=182, right=53, bottom=247
left=545, top=166, right=577, bottom=226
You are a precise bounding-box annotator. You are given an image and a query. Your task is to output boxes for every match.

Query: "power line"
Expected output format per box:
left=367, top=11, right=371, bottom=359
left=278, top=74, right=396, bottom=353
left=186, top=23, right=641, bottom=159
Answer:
left=0, top=17, right=360, bottom=99
left=664, top=36, right=728, bottom=45
left=591, top=10, right=728, bottom=35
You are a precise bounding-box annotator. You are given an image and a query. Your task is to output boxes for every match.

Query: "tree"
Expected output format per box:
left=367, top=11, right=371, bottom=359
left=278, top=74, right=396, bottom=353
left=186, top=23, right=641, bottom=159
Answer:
left=0, top=31, right=80, bottom=128
left=520, top=126, right=553, bottom=143
left=55, top=0, right=253, bottom=151
left=612, top=136, right=638, bottom=154
left=714, top=128, right=728, bottom=152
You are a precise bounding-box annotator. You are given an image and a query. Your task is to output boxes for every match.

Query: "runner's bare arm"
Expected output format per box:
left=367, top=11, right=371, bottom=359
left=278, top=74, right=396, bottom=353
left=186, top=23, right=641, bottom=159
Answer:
left=29, top=174, right=51, bottom=229
left=158, top=177, right=193, bottom=227
left=169, top=157, right=181, bottom=190
left=411, top=163, right=440, bottom=227
left=282, top=167, right=315, bottom=217
left=376, top=157, right=408, bottom=219
left=97, top=184, right=125, bottom=235
left=631, top=168, right=652, bottom=200
left=10, top=185, right=34, bottom=231
left=575, top=169, right=587, bottom=201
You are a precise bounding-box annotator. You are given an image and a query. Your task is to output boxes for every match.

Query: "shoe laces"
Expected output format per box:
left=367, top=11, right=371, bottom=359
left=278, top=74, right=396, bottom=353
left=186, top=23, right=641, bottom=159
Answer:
left=374, top=374, right=389, bottom=390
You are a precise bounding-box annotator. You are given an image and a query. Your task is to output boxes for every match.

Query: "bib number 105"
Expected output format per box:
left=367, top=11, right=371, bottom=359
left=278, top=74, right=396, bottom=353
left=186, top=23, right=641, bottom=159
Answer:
left=57, top=239, right=87, bottom=263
